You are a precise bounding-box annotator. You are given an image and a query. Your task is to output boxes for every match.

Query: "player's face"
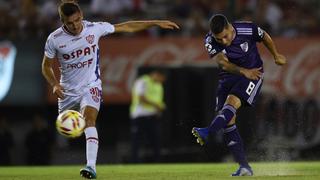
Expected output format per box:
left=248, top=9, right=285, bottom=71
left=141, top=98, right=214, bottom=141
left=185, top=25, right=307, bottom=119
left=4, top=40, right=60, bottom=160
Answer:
left=155, top=74, right=166, bottom=83
left=62, top=11, right=83, bottom=35
left=213, top=24, right=235, bottom=46
left=152, top=72, right=166, bottom=83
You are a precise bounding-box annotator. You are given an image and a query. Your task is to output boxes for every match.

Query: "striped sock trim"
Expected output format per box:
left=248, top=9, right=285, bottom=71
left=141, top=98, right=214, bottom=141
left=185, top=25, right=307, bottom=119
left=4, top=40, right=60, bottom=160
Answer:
left=223, top=125, right=237, bottom=133
left=86, top=137, right=99, bottom=144
left=222, top=104, right=237, bottom=114
left=87, top=137, right=99, bottom=141
left=216, top=114, right=226, bottom=120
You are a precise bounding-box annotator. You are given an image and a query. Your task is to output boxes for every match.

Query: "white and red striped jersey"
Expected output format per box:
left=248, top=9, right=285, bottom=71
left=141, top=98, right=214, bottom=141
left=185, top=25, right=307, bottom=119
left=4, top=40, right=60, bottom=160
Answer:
left=44, top=20, right=115, bottom=95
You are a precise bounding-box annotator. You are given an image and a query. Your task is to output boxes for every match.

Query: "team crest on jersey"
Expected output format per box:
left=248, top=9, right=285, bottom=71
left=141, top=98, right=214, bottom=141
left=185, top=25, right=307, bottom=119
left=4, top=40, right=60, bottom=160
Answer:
left=240, top=42, right=249, bottom=52
left=86, top=35, right=95, bottom=44
left=258, top=27, right=264, bottom=38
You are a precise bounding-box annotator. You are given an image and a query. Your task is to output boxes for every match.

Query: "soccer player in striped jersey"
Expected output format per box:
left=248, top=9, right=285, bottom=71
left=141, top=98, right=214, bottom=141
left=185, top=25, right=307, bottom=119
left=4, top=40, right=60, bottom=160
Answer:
left=41, top=2, right=179, bottom=179
left=192, top=14, right=286, bottom=176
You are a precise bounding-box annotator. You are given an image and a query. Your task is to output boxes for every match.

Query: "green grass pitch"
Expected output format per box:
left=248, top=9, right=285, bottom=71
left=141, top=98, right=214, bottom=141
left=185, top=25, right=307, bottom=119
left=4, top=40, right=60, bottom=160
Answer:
left=1, top=162, right=320, bottom=180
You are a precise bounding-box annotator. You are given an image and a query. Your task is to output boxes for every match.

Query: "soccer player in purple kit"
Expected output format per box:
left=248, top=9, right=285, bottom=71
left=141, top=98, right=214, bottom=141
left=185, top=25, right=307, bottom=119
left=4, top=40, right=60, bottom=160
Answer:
left=192, top=14, right=286, bottom=176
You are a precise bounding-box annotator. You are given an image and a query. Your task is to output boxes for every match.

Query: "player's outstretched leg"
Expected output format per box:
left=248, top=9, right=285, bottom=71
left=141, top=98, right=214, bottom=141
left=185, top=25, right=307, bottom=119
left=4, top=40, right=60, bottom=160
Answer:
left=191, top=127, right=209, bottom=146
left=80, top=166, right=97, bottom=179
left=192, top=104, right=236, bottom=146
left=208, top=104, right=236, bottom=133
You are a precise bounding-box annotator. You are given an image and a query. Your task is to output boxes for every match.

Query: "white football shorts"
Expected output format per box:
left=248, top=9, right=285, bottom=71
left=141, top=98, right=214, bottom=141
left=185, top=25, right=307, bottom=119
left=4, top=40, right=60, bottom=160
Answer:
left=58, top=82, right=102, bottom=114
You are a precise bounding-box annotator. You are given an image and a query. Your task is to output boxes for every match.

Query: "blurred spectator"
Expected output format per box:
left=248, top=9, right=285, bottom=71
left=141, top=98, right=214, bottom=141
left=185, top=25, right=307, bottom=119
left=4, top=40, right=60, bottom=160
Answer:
left=0, top=116, right=14, bottom=165
left=238, top=8, right=254, bottom=21
left=38, top=0, right=60, bottom=38
left=62, top=0, right=78, bottom=2
left=249, top=0, right=283, bottom=35
left=207, top=1, right=229, bottom=16
left=279, top=1, right=300, bottom=37
left=0, top=3, right=18, bottom=40
left=279, top=1, right=319, bottom=37
left=0, top=0, right=319, bottom=40
left=170, top=0, right=192, bottom=19
left=130, top=69, right=166, bottom=163
left=90, top=0, right=133, bottom=21
left=17, top=0, right=40, bottom=39
left=25, top=114, right=55, bottom=165
left=183, top=8, right=207, bottom=36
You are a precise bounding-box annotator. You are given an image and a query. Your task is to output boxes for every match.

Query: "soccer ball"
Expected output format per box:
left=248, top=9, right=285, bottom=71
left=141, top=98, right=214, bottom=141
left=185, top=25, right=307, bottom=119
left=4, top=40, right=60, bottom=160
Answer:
left=56, top=110, right=86, bottom=138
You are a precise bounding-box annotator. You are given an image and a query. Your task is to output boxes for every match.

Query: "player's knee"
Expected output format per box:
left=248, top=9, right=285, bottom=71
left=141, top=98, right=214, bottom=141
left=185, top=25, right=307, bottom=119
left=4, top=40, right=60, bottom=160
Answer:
left=225, top=95, right=241, bottom=109
left=82, top=106, right=98, bottom=127
left=219, top=104, right=237, bottom=124
left=227, top=116, right=236, bottom=125
left=83, top=113, right=97, bottom=127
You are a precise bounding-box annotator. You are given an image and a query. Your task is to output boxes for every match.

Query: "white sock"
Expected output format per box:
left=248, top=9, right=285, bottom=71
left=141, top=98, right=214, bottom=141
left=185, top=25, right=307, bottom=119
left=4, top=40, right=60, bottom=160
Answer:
left=84, top=127, right=99, bottom=172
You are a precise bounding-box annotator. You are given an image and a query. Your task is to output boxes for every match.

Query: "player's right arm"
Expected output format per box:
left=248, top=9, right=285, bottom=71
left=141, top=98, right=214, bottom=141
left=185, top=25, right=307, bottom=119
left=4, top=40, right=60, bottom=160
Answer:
left=139, top=95, right=165, bottom=112
left=214, top=52, right=262, bottom=80
left=262, top=31, right=286, bottom=66
left=113, top=20, right=179, bottom=33
left=41, top=55, right=64, bottom=99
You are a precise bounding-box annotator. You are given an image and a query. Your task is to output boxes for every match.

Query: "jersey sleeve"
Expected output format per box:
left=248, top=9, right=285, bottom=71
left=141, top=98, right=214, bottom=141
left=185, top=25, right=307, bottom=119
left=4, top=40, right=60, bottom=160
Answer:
left=44, top=35, right=56, bottom=59
left=251, top=23, right=265, bottom=42
left=96, top=21, right=115, bottom=37
left=204, top=34, right=222, bottom=58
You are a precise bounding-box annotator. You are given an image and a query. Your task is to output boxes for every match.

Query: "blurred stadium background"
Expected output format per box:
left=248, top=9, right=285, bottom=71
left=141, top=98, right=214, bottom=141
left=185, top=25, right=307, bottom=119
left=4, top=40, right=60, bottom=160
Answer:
left=0, top=0, right=319, bottom=166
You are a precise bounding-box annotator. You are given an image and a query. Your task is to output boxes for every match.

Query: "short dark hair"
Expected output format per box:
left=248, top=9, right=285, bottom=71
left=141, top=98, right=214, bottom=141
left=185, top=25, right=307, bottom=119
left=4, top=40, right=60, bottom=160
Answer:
left=209, top=14, right=229, bottom=34
left=58, top=2, right=81, bottom=18
left=138, top=66, right=167, bottom=77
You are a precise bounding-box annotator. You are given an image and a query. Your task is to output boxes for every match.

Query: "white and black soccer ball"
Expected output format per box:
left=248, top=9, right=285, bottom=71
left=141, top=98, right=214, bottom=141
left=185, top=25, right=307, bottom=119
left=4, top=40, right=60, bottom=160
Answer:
left=56, top=110, right=86, bottom=138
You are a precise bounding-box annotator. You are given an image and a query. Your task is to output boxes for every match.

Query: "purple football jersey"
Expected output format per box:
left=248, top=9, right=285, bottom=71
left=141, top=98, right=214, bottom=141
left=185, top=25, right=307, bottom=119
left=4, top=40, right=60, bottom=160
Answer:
left=204, top=21, right=265, bottom=78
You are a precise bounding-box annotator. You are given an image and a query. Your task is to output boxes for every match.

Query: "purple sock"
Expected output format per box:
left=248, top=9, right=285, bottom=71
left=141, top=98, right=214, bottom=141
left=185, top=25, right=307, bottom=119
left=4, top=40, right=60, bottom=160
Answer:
left=223, top=125, right=250, bottom=168
left=208, top=104, right=236, bottom=133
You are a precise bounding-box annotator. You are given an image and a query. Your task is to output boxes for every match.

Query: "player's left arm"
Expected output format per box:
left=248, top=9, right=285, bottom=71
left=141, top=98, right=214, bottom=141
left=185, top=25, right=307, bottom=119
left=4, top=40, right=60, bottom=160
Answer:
left=214, top=52, right=262, bottom=80
left=262, top=31, right=287, bottom=66
left=42, top=56, right=65, bottom=99
left=113, top=20, right=179, bottom=33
